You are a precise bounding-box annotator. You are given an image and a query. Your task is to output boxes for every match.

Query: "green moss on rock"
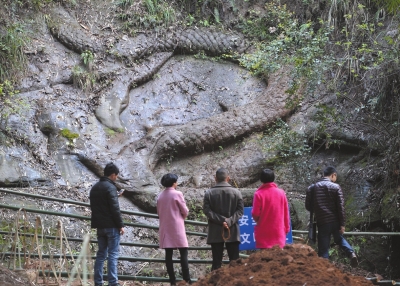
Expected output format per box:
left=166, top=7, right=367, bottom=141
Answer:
left=60, top=128, right=79, bottom=141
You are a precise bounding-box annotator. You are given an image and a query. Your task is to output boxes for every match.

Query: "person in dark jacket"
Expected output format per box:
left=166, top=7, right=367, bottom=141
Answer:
left=305, top=166, right=358, bottom=267
left=90, top=162, right=125, bottom=286
left=203, top=168, right=244, bottom=271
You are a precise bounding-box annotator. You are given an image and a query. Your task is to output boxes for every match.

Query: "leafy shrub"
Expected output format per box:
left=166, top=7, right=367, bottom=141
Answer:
left=260, top=119, right=311, bottom=161
left=117, top=0, right=177, bottom=33
left=0, top=25, right=28, bottom=82
left=72, top=65, right=97, bottom=92
left=0, top=80, right=28, bottom=122
left=240, top=2, right=334, bottom=98
left=81, top=50, right=94, bottom=68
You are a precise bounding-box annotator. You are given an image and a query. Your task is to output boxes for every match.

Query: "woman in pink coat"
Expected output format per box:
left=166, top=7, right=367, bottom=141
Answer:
left=251, top=169, right=290, bottom=249
left=157, top=173, right=192, bottom=285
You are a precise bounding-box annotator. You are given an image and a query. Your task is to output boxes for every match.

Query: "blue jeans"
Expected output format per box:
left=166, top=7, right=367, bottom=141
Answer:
left=94, top=228, right=120, bottom=285
left=317, top=221, right=354, bottom=258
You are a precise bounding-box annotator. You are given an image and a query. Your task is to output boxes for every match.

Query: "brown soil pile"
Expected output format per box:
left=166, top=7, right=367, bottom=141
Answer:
left=193, top=244, right=373, bottom=286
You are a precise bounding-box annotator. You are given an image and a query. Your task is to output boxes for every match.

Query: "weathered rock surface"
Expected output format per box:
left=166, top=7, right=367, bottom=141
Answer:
left=0, top=3, right=378, bottom=216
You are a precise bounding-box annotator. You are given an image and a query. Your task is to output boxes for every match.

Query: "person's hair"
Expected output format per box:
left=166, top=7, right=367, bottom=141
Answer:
left=215, top=168, right=229, bottom=182
left=260, top=169, right=275, bottom=183
left=323, top=166, right=337, bottom=177
left=161, top=173, right=178, bottom=188
left=104, top=162, right=119, bottom=177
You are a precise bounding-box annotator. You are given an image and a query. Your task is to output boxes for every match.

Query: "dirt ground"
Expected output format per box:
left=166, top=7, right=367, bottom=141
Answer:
left=0, top=244, right=377, bottom=286
left=0, top=264, right=32, bottom=286
left=192, top=244, right=373, bottom=286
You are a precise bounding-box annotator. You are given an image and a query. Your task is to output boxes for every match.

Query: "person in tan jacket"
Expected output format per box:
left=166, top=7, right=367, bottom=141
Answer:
left=203, top=168, right=244, bottom=270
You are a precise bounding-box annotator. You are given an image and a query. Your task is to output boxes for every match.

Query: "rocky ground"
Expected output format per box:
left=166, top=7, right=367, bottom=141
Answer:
left=0, top=265, right=32, bottom=286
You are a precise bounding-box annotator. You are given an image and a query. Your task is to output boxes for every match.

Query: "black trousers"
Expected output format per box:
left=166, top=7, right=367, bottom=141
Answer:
left=210, top=241, right=240, bottom=271
left=165, top=248, right=191, bottom=284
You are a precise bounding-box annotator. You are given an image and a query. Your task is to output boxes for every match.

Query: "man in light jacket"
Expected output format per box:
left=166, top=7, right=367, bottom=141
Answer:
left=90, top=162, right=125, bottom=286
left=203, top=168, right=244, bottom=270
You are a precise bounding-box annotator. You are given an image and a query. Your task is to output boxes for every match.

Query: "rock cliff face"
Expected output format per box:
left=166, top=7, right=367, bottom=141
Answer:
left=0, top=5, right=295, bottom=207
left=0, top=0, right=381, bottom=228
left=0, top=0, right=397, bottom=278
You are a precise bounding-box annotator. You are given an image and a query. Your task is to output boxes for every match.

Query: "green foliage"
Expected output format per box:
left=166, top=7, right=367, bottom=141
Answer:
left=117, top=0, right=177, bottom=33
left=116, top=0, right=133, bottom=8
left=213, top=7, right=220, bottom=24
left=81, top=50, right=94, bottom=68
left=260, top=121, right=313, bottom=181
left=0, top=24, right=28, bottom=82
left=2, top=0, right=55, bottom=11
left=71, top=65, right=97, bottom=92
left=331, top=6, right=399, bottom=85
left=240, top=2, right=334, bottom=97
left=116, top=0, right=234, bottom=32
left=199, top=19, right=210, bottom=27
left=240, top=0, right=400, bottom=169
left=312, top=103, right=342, bottom=147
left=0, top=80, right=28, bottom=122
left=105, top=128, right=116, bottom=136
left=329, top=236, right=367, bottom=265
left=186, top=201, right=207, bottom=222
left=31, top=0, right=53, bottom=9
left=240, top=3, right=293, bottom=41
left=372, top=0, right=400, bottom=14
left=140, top=267, right=154, bottom=277
left=260, top=119, right=311, bottom=162
left=185, top=14, right=196, bottom=26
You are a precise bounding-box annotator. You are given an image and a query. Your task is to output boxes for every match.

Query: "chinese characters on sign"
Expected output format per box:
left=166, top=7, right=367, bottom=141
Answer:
left=239, top=207, right=293, bottom=251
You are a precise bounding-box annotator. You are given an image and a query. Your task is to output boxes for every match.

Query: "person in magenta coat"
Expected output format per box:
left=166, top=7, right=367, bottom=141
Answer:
left=251, top=169, right=290, bottom=249
left=157, top=173, right=192, bottom=285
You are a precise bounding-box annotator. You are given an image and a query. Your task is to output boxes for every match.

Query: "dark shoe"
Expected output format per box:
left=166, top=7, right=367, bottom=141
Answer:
left=350, top=252, right=358, bottom=267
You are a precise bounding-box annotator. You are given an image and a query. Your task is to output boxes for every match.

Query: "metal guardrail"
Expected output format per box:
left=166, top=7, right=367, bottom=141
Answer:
left=2, top=188, right=400, bottom=237
left=0, top=188, right=207, bottom=226
left=291, top=230, right=400, bottom=236
left=0, top=203, right=207, bottom=237
left=38, top=271, right=199, bottom=283
left=0, top=252, right=224, bottom=264
left=0, top=230, right=212, bottom=250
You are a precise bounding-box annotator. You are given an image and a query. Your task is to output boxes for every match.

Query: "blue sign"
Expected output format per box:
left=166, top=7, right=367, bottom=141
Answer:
left=239, top=206, right=293, bottom=250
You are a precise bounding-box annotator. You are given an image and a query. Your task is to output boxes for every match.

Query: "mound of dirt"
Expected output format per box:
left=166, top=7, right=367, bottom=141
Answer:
left=193, top=244, right=373, bottom=286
